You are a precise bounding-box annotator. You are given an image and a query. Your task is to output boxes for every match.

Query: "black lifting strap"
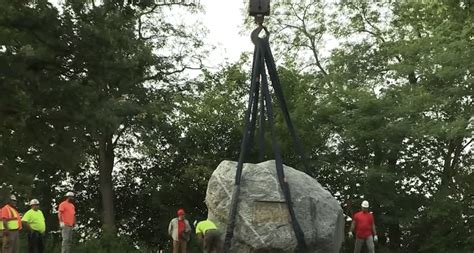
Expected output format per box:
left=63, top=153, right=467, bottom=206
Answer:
left=223, top=26, right=309, bottom=253
left=261, top=38, right=312, bottom=175
left=223, top=44, right=264, bottom=251
left=259, top=46, right=307, bottom=252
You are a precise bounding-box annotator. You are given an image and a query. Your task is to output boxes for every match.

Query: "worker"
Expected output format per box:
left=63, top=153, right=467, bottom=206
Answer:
left=58, top=192, right=76, bottom=253
left=195, top=219, right=222, bottom=253
left=22, top=199, right=46, bottom=253
left=348, top=200, right=378, bottom=253
left=168, top=208, right=191, bottom=253
left=1, top=195, right=22, bottom=253
left=0, top=199, right=3, bottom=250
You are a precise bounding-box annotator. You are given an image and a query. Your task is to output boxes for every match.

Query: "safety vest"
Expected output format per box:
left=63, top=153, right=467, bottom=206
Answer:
left=2, top=205, right=21, bottom=230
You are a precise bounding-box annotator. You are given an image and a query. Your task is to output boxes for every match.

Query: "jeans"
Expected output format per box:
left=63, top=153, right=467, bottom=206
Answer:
left=2, top=230, right=20, bottom=253
left=28, top=231, right=45, bottom=253
left=61, top=226, right=73, bottom=253
left=203, top=230, right=222, bottom=253
left=172, top=240, right=187, bottom=253
left=354, top=235, right=375, bottom=253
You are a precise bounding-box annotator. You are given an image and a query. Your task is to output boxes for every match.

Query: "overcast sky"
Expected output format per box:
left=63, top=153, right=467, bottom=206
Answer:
left=49, top=0, right=251, bottom=68
left=200, top=0, right=250, bottom=65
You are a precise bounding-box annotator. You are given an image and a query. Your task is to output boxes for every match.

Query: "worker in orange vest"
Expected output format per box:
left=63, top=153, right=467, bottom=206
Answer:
left=1, top=195, right=22, bottom=253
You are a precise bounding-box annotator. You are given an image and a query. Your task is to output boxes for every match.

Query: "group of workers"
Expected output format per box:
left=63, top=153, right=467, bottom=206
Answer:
left=2, top=191, right=376, bottom=253
left=1, top=192, right=76, bottom=253
left=168, top=200, right=378, bottom=253
left=3, top=191, right=220, bottom=253
left=168, top=209, right=222, bottom=253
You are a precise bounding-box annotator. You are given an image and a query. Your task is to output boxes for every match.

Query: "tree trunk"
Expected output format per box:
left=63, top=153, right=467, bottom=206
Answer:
left=387, top=155, right=401, bottom=250
left=388, top=221, right=402, bottom=250
left=38, top=173, right=55, bottom=229
left=439, top=138, right=465, bottom=189
left=98, top=134, right=116, bottom=235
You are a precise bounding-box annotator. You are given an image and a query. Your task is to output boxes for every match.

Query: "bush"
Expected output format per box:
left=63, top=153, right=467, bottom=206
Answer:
left=21, top=233, right=141, bottom=253
left=74, top=237, right=140, bottom=253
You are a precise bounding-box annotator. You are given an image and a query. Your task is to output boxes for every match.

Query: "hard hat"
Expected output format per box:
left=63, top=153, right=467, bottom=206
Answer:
left=65, top=192, right=75, bottom=197
left=361, top=200, right=369, bottom=208
left=10, top=195, right=17, bottom=201
left=30, top=199, right=40, bottom=205
left=177, top=209, right=185, bottom=216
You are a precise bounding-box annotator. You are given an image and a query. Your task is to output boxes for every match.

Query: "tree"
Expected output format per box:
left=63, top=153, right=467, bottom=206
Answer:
left=0, top=0, right=471, bottom=251
left=268, top=0, right=472, bottom=251
left=60, top=0, right=204, bottom=235
left=0, top=0, right=204, bottom=238
left=0, top=0, right=89, bottom=231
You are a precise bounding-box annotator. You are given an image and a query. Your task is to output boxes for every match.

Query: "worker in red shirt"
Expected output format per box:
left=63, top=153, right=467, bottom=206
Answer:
left=168, top=208, right=191, bottom=253
left=349, top=200, right=378, bottom=253
left=58, top=192, right=76, bottom=253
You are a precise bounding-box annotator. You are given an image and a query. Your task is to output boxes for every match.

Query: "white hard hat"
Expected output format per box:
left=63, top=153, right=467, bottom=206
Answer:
left=10, top=195, right=17, bottom=201
left=30, top=199, right=40, bottom=205
left=65, top=192, right=75, bottom=197
left=361, top=200, right=369, bottom=208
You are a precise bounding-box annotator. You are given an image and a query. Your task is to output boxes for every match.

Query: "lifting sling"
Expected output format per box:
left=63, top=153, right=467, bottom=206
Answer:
left=223, top=25, right=313, bottom=253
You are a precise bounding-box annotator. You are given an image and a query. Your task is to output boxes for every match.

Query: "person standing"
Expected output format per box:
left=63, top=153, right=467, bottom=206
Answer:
left=22, top=199, right=46, bottom=253
left=195, top=219, right=222, bottom=253
left=168, top=208, right=191, bottom=253
left=1, top=195, right=22, bottom=253
left=58, top=192, right=76, bottom=253
left=349, top=200, right=378, bottom=253
left=0, top=204, right=2, bottom=251
left=0, top=199, right=4, bottom=251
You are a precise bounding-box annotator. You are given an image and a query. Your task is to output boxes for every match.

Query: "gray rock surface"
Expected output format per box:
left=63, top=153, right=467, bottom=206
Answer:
left=206, top=160, right=344, bottom=253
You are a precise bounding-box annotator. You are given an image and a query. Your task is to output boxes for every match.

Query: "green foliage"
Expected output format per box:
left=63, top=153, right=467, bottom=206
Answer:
left=269, top=1, right=472, bottom=252
left=74, top=236, right=140, bottom=253
left=0, top=0, right=472, bottom=252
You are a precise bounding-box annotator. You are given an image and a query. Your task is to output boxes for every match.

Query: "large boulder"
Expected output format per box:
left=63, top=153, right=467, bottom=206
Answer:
left=205, top=160, right=344, bottom=253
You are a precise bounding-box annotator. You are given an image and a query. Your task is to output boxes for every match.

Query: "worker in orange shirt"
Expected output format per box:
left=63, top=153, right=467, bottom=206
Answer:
left=58, top=192, right=76, bottom=253
left=0, top=199, right=3, bottom=250
left=2, top=194, right=22, bottom=253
